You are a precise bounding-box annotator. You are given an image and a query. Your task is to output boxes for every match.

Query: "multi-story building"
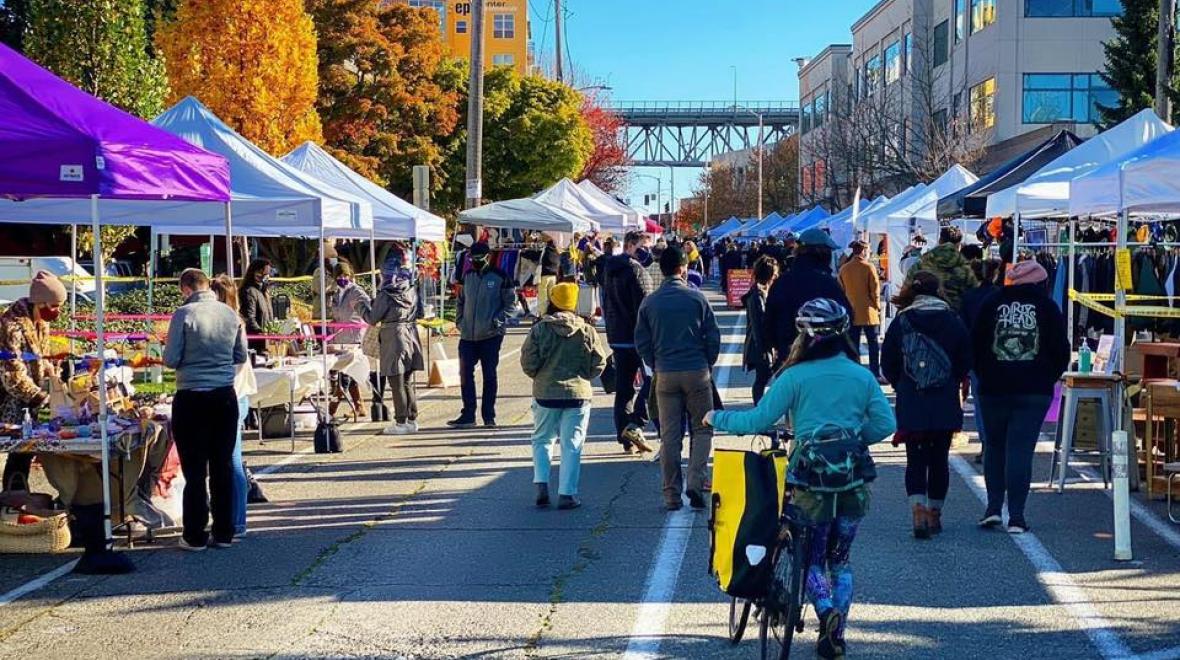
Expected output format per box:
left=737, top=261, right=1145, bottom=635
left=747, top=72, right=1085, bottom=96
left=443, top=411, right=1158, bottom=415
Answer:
left=799, top=0, right=1119, bottom=207
left=396, top=0, right=531, bottom=75
left=798, top=45, right=853, bottom=204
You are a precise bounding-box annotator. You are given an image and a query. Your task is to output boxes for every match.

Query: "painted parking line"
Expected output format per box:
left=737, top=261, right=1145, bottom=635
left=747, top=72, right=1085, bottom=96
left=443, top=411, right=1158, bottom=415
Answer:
left=1074, top=466, right=1180, bottom=554
left=949, top=453, right=1134, bottom=659
left=622, top=307, right=744, bottom=659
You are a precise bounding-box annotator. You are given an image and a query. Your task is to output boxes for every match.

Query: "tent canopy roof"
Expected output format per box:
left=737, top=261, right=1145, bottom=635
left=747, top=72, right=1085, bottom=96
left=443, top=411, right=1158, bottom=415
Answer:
left=0, top=43, right=229, bottom=202
left=861, top=184, right=928, bottom=233
left=283, top=141, right=444, bottom=241
left=1071, top=128, right=1180, bottom=216
left=895, top=165, right=979, bottom=224
left=575, top=180, right=643, bottom=231
left=788, top=206, right=834, bottom=232
left=937, top=130, right=1083, bottom=219
left=459, top=197, right=597, bottom=233
left=986, top=109, right=1173, bottom=219
left=535, top=179, right=630, bottom=234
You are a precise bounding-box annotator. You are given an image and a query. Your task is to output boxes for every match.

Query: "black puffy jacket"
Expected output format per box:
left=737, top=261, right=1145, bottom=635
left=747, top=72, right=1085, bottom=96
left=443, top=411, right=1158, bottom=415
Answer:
left=601, top=254, right=652, bottom=347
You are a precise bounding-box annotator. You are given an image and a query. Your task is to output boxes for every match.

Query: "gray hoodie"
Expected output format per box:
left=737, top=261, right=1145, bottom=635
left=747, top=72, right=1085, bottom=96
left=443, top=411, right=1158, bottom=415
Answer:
left=457, top=265, right=518, bottom=342
left=164, top=290, right=248, bottom=392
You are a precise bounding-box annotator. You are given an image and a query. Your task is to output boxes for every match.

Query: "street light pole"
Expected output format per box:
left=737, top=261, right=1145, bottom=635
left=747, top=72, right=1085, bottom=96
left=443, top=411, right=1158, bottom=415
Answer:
left=464, top=0, right=486, bottom=209
left=554, top=0, right=564, bottom=83
left=757, top=112, right=764, bottom=220
left=1158, top=0, right=1176, bottom=120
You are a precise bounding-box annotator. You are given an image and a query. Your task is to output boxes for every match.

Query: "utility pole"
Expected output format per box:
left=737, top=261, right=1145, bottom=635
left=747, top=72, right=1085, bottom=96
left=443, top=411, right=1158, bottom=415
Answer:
left=1158, top=0, right=1176, bottom=120
left=669, top=166, right=675, bottom=232
left=464, top=0, right=486, bottom=210
left=554, top=0, right=565, bottom=83
left=757, top=113, right=765, bottom=220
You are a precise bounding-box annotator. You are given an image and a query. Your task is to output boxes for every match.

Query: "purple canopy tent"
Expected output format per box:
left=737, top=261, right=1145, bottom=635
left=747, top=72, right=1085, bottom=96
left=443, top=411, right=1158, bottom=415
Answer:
left=0, top=43, right=231, bottom=572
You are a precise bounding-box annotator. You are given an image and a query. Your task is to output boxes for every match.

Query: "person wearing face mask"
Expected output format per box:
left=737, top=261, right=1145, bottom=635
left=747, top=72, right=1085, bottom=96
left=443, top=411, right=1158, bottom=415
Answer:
left=0, top=271, right=66, bottom=489
left=314, top=242, right=340, bottom=320
left=450, top=242, right=519, bottom=428
left=330, top=262, right=371, bottom=345
left=239, top=258, right=274, bottom=356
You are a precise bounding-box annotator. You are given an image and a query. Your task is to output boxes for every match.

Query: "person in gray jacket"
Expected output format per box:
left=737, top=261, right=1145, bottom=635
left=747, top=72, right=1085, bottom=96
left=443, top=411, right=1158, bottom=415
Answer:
left=449, top=242, right=519, bottom=428
left=635, top=245, right=721, bottom=511
left=164, top=268, right=248, bottom=551
left=362, top=256, right=425, bottom=436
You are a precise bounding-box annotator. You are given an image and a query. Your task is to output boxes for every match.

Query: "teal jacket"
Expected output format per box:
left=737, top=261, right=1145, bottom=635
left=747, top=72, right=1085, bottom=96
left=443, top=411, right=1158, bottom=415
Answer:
left=712, top=354, right=896, bottom=446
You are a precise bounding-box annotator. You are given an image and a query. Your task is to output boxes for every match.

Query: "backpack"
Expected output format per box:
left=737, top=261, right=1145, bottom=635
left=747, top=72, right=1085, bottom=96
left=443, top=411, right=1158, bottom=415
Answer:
left=788, top=426, right=876, bottom=494
left=897, top=314, right=952, bottom=391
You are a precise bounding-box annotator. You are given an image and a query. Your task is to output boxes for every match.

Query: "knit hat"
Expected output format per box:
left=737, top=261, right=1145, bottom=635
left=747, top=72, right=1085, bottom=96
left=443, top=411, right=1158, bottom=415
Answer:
left=550, top=283, right=578, bottom=312
left=1008, top=260, right=1048, bottom=286
left=29, top=271, right=67, bottom=305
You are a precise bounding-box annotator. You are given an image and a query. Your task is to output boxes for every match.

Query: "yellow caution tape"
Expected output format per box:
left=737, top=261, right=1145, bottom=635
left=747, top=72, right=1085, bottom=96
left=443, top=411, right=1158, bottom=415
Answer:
left=1069, top=289, right=1180, bottom=319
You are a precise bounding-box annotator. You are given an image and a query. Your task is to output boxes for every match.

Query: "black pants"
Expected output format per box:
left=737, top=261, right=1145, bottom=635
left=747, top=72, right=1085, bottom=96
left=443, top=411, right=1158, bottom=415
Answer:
left=172, top=386, right=240, bottom=545
left=752, top=363, right=773, bottom=404
left=612, top=347, right=650, bottom=444
left=459, top=335, right=504, bottom=423
left=390, top=372, right=418, bottom=423
left=903, top=432, right=953, bottom=503
left=848, top=324, right=881, bottom=376
left=2, top=452, right=32, bottom=489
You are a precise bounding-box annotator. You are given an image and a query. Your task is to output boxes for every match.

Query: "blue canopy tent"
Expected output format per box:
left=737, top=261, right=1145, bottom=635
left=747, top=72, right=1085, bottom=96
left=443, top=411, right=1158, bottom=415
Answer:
left=785, top=206, right=832, bottom=232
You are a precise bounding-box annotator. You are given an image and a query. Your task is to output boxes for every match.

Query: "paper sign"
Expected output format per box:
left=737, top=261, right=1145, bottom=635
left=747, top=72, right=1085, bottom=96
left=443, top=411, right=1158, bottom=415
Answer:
left=726, top=269, right=753, bottom=309
left=59, top=165, right=84, bottom=182
left=1095, top=335, right=1116, bottom=374
left=1115, top=248, right=1132, bottom=292
left=465, top=178, right=482, bottom=200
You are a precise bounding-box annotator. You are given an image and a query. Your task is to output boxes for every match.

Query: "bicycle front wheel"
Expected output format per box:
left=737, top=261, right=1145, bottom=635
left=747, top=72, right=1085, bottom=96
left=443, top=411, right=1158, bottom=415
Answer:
left=729, top=596, right=752, bottom=644
left=759, top=605, right=790, bottom=660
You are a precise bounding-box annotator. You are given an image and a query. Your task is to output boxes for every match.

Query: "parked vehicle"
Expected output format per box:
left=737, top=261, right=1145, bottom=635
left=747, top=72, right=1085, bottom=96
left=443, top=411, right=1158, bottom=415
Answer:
left=0, top=256, right=96, bottom=305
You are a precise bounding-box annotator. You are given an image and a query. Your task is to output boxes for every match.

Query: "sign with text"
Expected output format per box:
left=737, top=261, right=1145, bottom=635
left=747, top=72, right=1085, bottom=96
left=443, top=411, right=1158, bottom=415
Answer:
left=726, top=269, right=753, bottom=309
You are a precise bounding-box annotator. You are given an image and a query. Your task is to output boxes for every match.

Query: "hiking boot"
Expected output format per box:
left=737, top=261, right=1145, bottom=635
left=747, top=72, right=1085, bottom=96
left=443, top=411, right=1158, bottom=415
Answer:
left=687, top=490, right=707, bottom=510
left=447, top=416, right=476, bottom=429
left=622, top=424, right=652, bottom=453
left=816, top=609, right=846, bottom=658
left=557, top=495, right=581, bottom=510
left=535, top=483, right=550, bottom=509
left=928, top=508, right=943, bottom=535
left=912, top=504, right=930, bottom=539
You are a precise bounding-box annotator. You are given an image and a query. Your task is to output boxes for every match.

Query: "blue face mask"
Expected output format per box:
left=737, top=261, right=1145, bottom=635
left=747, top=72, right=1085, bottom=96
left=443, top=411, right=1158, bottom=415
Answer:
left=635, top=247, right=653, bottom=268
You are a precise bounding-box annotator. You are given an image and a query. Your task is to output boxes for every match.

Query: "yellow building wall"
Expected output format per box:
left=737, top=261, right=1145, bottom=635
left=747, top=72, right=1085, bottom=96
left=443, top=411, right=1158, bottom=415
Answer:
left=401, top=1, right=530, bottom=75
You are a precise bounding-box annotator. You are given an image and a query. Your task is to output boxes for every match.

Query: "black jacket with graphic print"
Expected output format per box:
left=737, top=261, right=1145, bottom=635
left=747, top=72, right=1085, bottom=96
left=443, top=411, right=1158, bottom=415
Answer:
left=971, top=283, right=1070, bottom=397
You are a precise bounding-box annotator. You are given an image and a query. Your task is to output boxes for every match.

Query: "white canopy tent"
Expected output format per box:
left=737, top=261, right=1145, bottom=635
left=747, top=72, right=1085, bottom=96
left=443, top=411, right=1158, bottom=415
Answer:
left=282, top=141, right=445, bottom=242
left=535, top=178, right=631, bottom=234
left=577, top=179, right=644, bottom=231
left=459, top=197, right=598, bottom=234
left=883, top=166, right=978, bottom=291
left=1069, top=128, right=1180, bottom=218
left=986, top=109, right=1173, bottom=220
left=860, top=184, right=927, bottom=234
left=827, top=196, right=889, bottom=250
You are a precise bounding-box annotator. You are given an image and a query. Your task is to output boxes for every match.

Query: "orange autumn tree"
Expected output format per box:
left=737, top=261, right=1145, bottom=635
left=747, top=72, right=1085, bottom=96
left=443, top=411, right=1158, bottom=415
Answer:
left=156, top=0, right=322, bottom=156
left=578, top=93, right=628, bottom=194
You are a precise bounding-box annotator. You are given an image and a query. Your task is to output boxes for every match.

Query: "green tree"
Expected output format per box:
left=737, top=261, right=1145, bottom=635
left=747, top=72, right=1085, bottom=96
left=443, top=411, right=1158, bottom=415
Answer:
left=1096, top=0, right=1180, bottom=126
left=0, top=0, right=29, bottom=50
left=435, top=64, right=593, bottom=213
left=24, top=0, right=168, bottom=119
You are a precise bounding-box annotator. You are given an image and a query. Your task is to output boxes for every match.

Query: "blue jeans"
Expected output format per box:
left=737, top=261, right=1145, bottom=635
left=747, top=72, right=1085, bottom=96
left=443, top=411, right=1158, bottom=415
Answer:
left=232, top=396, right=249, bottom=535
left=459, top=335, right=505, bottom=423
left=531, top=401, right=592, bottom=496
left=969, top=372, right=987, bottom=447
left=978, top=394, right=1052, bottom=522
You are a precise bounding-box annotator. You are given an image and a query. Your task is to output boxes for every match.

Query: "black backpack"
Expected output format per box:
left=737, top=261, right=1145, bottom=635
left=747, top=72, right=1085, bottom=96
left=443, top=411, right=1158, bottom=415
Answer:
left=897, top=314, right=952, bottom=391
left=314, top=411, right=343, bottom=454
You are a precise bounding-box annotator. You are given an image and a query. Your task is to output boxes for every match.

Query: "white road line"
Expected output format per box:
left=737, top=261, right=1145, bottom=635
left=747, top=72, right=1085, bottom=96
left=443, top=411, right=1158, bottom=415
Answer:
left=950, top=454, right=1134, bottom=659
left=622, top=307, right=745, bottom=659
left=0, top=560, right=78, bottom=608
left=1137, top=645, right=1180, bottom=660
left=1074, top=466, right=1180, bottom=553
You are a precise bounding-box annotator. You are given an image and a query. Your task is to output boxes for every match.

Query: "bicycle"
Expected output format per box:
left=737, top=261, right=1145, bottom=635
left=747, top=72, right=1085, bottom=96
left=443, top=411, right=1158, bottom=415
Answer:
left=725, top=428, right=812, bottom=660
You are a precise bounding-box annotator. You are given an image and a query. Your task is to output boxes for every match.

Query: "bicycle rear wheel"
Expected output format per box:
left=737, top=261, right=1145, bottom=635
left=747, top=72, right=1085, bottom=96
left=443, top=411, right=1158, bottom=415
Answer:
left=775, top=526, right=812, bottom=658
left=729, top=596, right=752, bottom=644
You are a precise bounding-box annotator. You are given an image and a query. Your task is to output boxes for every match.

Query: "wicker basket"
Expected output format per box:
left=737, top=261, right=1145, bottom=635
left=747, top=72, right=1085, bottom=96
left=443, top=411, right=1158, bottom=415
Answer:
left=0, top=512, right=71, bottom=554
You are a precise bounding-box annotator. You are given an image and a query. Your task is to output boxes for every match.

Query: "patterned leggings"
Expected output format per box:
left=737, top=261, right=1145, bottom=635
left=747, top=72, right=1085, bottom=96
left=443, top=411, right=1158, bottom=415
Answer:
left=805, top=516, right=861, bottom=637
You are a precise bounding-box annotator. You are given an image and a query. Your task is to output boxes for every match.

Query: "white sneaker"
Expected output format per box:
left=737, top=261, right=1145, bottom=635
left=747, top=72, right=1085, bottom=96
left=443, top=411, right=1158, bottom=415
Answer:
left=403, top=421, right=419, bottom=433
left=382, top=424, right=407, bottom=436
left=178, top=538, right=206, bottom=552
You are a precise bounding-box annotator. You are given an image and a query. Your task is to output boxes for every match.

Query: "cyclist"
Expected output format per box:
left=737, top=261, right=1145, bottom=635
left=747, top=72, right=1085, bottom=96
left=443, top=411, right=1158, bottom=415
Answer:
left=705, top=298, right=895, bottom=659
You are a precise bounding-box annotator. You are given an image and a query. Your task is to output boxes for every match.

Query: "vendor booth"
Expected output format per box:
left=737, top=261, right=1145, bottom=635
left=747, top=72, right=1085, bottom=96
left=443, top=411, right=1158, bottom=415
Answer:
left=577, top=179, right=644, bottom=231
left=536, top=178, right=635, bottom=235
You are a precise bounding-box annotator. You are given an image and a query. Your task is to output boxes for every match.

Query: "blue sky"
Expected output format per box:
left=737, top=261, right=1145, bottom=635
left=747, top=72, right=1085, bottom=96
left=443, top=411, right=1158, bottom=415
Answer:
left=533, top=0, right=872, bottom=213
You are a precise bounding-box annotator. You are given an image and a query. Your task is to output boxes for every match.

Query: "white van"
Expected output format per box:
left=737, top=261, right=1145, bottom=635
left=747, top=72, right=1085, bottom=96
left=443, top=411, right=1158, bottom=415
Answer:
left=0, top=257, right=96, bottom=306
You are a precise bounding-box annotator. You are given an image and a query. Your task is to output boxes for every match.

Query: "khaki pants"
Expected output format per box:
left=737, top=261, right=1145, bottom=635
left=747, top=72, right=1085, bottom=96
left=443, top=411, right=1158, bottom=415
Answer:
left=656, top=369, right=714, bottom=504
left=536, top=275, right=557, bottom=315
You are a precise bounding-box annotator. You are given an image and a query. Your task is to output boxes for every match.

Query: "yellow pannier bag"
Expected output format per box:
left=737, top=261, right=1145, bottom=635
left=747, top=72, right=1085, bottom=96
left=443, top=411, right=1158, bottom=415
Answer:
left=709, top=448, right=787, bottom=599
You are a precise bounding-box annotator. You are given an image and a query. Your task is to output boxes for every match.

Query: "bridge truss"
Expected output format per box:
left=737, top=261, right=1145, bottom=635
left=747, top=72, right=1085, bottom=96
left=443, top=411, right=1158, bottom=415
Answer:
left=611, top=101, right=800, bottom=168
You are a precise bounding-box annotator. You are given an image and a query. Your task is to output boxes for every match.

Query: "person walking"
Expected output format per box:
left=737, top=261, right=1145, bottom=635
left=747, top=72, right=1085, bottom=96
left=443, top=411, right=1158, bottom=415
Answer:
left=210, top=275, right=257, bottom=538
left=521, top=283, right=606, bottom=510
left=882, top=271, right=972, bottom=538
left=743, top=255, right=778, bottom=403
left=164, top=269, right=249, bottom=551
left=602, top=230, right=654, bottom=453
left=239, top=258, right=274, bottom=356
left=764, top=228, right=851, bottom=368
left=0, top=272, right=65, bottom=490
left=961, top=258, right=1005, bottom=460
left=363, top=252, right=425, bottom=435
left=449, top=242, right=518, bottom=429
left=705, top=298, right=895, bottom=659
left=972, top=260, right=1069, bottom=534
left=839, top=240, right=884, bottom=381
left=904, top=226, right=978, bottom=312
left=635, top=245, right=721, bottom=510
left=531, top=235, right=561, bottom=316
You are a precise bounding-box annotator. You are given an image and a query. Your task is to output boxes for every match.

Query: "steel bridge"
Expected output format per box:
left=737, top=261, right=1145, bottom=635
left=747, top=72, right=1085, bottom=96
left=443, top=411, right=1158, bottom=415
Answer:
left=610, top=101, right=800, bottom=168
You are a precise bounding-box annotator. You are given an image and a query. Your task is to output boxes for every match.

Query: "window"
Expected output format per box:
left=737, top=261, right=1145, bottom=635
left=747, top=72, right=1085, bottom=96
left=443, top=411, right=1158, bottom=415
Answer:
left=971, top=0, right=997, bottom=33
left=903, top=32, right=913, bottom=74
left=885, top=40, right=902, bottom=84
left=814, top=92, right=827, bottom=127
left=1025, top=0, right=1122, bottom=17
left=801, top=102, right=812, bottom=134
left=493, top=13, right=515, bottom=39
left=955, top=0, right=967, bottom=42
left=866, top=54, right=882, bottom=95
left=933, top=20, right=950, bottom=67
left=456, top=20, right=468, bottom=34
left=492, top=53, right=515, bottom=67
left=408, top=0, right=446, bottom=34
left=1022, top=73, right=1117, bottom=124
left=932, top=109, right=949, bottom=137
left=970, top=78, right=997, bottom=130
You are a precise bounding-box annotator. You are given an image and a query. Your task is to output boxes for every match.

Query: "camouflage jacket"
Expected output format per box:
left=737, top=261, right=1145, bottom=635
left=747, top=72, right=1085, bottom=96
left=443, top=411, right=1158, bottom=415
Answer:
left=906, top=243, right=979, bottom=312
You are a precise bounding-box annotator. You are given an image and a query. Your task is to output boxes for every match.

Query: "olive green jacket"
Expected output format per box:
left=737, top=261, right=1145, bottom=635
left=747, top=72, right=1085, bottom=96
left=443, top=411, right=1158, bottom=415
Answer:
left=521, top=312, right=607, bottom=401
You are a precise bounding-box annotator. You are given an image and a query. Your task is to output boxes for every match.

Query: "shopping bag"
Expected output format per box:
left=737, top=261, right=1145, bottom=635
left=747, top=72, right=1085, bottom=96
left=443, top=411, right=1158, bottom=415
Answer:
left=709, top=448, right=788, bottom=599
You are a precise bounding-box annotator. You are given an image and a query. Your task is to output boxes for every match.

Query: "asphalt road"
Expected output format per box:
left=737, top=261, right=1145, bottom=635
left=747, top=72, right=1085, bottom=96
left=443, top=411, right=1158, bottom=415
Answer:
left=2, top=290, right=1180, bottom=659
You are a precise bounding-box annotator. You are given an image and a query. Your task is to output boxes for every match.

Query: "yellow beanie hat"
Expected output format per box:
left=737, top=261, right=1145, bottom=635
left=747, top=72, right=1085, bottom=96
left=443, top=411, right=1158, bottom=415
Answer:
left=550, top=283, right=579, bottom=312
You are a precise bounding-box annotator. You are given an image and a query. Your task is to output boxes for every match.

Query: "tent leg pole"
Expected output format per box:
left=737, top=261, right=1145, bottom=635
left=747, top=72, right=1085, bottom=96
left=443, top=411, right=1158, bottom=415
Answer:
left=225, top=202, right=234, bottom=280
left=69, top=224, right=77, bottom=358
left=91, top=195, right=114, bottom=552
left=1013, top=211, right=1022, bottom=264
left=319, top=227, right=330, bottom=420
left=1067, top=218, right=1076, bottom=351
left=369, top=226, right=378, bottom=294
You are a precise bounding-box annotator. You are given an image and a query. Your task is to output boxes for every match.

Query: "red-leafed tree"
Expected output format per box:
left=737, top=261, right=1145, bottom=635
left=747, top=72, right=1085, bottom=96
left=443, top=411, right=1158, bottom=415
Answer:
left=577, top=93, right=628, bottom=194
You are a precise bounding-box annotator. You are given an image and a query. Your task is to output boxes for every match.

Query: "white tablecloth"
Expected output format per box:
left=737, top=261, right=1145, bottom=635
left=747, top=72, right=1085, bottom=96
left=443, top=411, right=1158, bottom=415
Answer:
left=250, top=361, right=324, bottom=410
